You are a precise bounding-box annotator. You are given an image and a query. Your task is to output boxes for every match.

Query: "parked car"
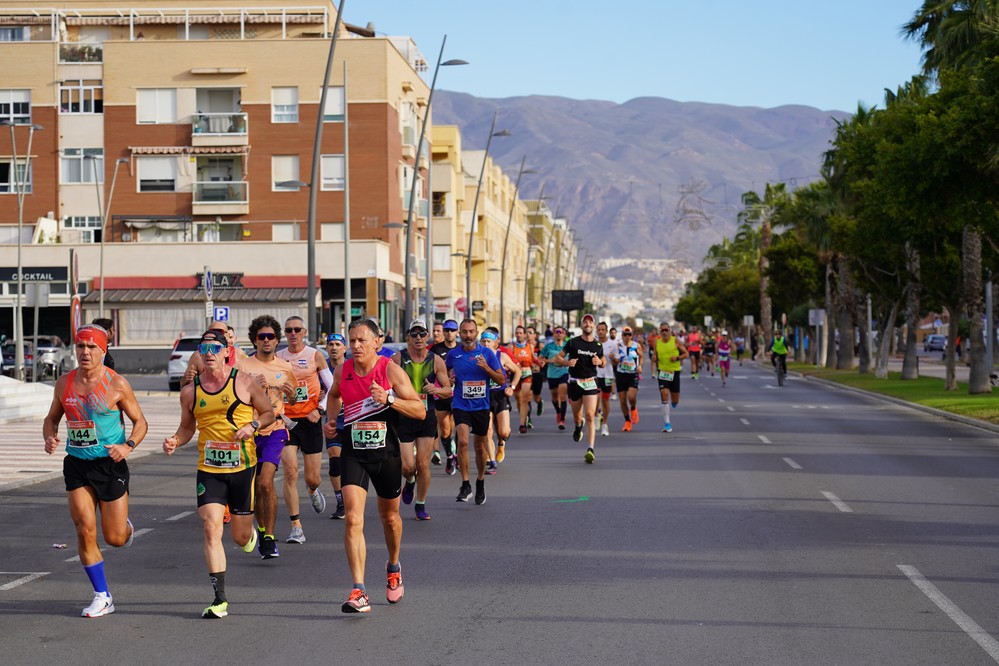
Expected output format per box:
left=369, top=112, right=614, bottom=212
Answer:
left=167, top=336, right=202, bottom=391
left=1, top=341, right=33, bottom=379
left=923, top=334, right=947, bottom=352
left=34, top=335, right=74, bottom=377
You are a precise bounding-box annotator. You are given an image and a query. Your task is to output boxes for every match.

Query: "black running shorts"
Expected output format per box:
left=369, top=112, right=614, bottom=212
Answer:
left=489, top=390, right=511, bottom=414
left=396, top=411, right=438, bottom=442
left=568, top=379, right=600, bottom=401
left=197, top=467, right=256, bottom=515
left=286, top=417, right=324, bottom=455
left=453, top=408, right=490, bottom=437
left=615, top=372, right=639, bottom=391
left=340, top=455, right=403, bottom=499
left=531, top=372, right=545, bottom=396
left=64, top=455, right=129, bottom=502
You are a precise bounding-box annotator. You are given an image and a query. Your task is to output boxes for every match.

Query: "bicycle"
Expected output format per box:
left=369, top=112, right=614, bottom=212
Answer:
left=772, top=353, right=787, bottom=387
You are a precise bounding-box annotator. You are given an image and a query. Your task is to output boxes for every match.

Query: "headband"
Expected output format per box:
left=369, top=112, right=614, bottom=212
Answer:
left=76, top=325, right=108, bottom=352
left=480, top=331, right=498, bottom=341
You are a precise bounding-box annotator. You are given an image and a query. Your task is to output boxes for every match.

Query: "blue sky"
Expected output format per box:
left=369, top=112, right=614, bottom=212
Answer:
left=349, top=1, right=926, bottom=112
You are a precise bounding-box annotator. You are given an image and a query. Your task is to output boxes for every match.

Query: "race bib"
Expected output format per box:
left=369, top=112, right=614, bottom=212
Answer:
left=351, top=421, right=387, bottom=450
left=619, top=360, right=637, bottom=373
left=658, top=370, right=675, bottom=381
left=521, top=366, right=532, bottom=378
left=419, top=393, right=428, bottom=410
left=462, top=380, right=487, bottom=400
left=203, top=440, right=241, bottom=469
left=294, top=380, right=310, bottom=402
left=67, top=420, right=98, bottom=448
left=576, top=377, right=597, bottom=392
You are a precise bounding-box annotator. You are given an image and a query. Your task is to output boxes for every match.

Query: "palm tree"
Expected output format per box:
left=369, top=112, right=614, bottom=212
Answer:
left=738, top=183, right=789, bottom=343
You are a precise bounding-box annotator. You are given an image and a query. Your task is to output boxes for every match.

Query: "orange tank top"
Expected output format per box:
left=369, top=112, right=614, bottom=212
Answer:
left=277, top=345, right=322, bottom=418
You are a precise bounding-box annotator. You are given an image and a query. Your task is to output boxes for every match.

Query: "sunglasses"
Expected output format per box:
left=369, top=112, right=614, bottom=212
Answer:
left=285, top=327, right=304, bottom=333
left=554, top=329, right=565, bottom=334
left=199, top=342, right=225, bottom=355
left=409, top=330, right=429, bottom=338
left=623, top=332, right=633, bottom=336
left=660, top=328, right=670, bottom=333
left=256, top=332, right=277, bottom=341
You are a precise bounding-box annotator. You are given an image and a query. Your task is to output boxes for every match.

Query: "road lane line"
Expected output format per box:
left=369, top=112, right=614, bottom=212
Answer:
left=717, top=398, right=726, bottom=403
left=821, top=491, right=853, bottom=513
left=898, top=564, right=999, bottom=662
left=726, top=406, right=735, bottom=412
left=166, top=511, right=194, bottom=522
left=758, top=435, right=772, bottom=444
left=740, top=418, right=750, bottom=425
left=0, top=572, right=50, bottom=591
left=783, top=457, right=802, bottom=470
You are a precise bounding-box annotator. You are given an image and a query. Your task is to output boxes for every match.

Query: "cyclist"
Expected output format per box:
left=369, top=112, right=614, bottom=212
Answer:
left=768, top=330, right=789, bottom=383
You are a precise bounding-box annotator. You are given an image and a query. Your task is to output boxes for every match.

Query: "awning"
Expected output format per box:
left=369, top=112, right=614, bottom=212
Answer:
left=65, top=15, right=325, bottom=26
left=130, top=146, right=250, bottom=155
left=82, top=288, right=307, bottom=304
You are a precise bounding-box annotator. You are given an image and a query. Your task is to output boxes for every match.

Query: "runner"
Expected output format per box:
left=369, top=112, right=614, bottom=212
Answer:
left=650, top=322, right=689, bottom=433
left=162, top=329, right=275, bottom=618
left=686, top=326, right=702, bottom=380
left=445, top=318, right=506, bottom=505
left=239, top=315, right=297, bottom=558
left=276, top=316, right=335, bottom=545
left=717, top=330, right=733, bottom=387
left=323, top=333, right=347, bottom=519
left=431, top=321, right=444, bottom=346
left=595, top=321, right=616, bottom=437
left=321, top=319, right=426, bottom=613
left=507, top=325, right=535, bottom=435
left=394, top=319, right=452, bottom=521
left=554, top=314, right=605, bottom=463
left=703, top=330, right=716, bottom=377
left=734, top=332, right=746, bottom=365
left=480, top=328, right=521, bottom=471
left=526, top=326, right=545, bottom=423
left=538, top=326, right=569, bottom=429
left=430, top=319, right=460, bottom=474
left=613, top=326, right=644, bottom=431
left=42, top=324, right=147, bottom=618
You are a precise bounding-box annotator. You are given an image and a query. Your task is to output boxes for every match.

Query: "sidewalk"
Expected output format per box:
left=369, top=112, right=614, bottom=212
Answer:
left=0, top=391, right=181, bottom=492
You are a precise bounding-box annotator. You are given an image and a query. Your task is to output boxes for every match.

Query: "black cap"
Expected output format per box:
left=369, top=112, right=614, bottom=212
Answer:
left=201, top=329, right=229, bottom=347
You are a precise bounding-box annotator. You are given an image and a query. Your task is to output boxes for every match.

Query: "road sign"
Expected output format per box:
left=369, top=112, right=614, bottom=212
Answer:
left=472, top=300, right=485, bottom=312
left=743, top=315, right=754, bottom=327
left=455, top=297, right=467, bottom=313
left=808, top=308, right=826, bottom=326
left=214, top=306, right=230, bottom=322
left=205, top=301, right=214, bottom=319
left=204, top=266, right=213, bottom=301
left=704, top=315, right=713, bottom=328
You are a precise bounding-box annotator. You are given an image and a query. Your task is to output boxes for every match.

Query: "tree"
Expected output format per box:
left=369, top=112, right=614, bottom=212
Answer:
left=738, top=183, right=790, bottom=342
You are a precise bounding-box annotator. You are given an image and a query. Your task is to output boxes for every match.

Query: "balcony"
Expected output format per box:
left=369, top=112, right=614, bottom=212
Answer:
left=192, top=112, right=248, bottom=147
left=59, top=43, right=102, bottom=63
left=192, top=180, right=248, bottom=216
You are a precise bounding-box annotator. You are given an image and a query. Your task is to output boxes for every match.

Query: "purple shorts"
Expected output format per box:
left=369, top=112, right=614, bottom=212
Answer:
left=255, top=429, right=289, bottom=469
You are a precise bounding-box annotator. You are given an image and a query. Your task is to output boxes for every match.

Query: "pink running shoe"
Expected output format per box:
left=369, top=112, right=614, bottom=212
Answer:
left=386, top=564, right=404, bottom=604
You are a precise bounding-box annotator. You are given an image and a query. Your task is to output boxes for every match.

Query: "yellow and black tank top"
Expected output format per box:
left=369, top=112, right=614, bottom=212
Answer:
left=193, top=368, right=256, bottom=473
left=656, top=337, right=682, bottom=373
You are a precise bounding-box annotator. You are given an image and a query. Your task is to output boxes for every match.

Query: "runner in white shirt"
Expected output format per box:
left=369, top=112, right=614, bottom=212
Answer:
left=595, top=322, right=617, bottom=437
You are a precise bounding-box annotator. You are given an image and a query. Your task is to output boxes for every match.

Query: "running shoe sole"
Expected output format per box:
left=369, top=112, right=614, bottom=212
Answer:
left=202, top=601, right=228, bottom=619
left=585, top=449, right=595, bottom=464
left=310, top=490, right=326, bottom=513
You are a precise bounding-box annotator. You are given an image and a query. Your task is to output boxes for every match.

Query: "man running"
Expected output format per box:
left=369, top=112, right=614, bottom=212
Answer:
left=686, top=326, right=701, bottom=380
left=507, top=325, right=535, bottom=435
left=538, top=326, right=569, bottom=429
left=239, top=315, right=297, bottom=558
left=276, top=316, right=334, bottom=545
left=480, top=328, right=521, bottom=471
left=181, top=319, right=249, bottom=387
left=717, top=330, right=733, bottom=387
left=43, top=324, right=147, bottom=618
left=595, top=321, right=616, bottom=437
left=446, top=318, right=505, bottom=505
left=163, top=329, right=275, bottom=618
left=432, top=321, right=444, bottom=347
left=321, top=319, right=426, bottom=613
left=394, top=319, right=451, bottom=521
left=324, top=333, right=347, bottom=519
left=613, top=326, right=644, bottom=431
left=526, top=326, right=545, bottom=422
left=703, top=331, right=716, bottom=377
left=554, top=314, right=605, bottom=463
left=651, top=322, right=689, bottom=433
left=734, top=332, right=746, bottom=366
left=430, top=319, right=460, bottom=474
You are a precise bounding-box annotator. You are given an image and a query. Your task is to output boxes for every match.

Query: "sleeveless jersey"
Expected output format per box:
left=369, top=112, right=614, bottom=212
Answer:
left=686, top=332, right=701, bottom=352
left=509, top=341, right=534, bottom=379
left=276, top=345, right=322, bottom=418
left=717, top=340, right=732, bottom=361
left=237, top=354, right=294, bottom=435
left=539, top=340, right=568, bottom=379
left=597, top=340, right=617, bottom=379
left=339, top=356, right=399, bottom=461
left=655, top=337, right=682, bottom=373
left=400, top=348, right=437, bottom=413
left=193, top=368, right=256, bottom=473
left=616, top=342, right=641, bottom=374
left=61, top=368, right=126, bottom=460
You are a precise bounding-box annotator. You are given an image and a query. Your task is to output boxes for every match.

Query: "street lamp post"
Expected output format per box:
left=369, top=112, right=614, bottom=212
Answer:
left=86, top=154, right=128, bottom=319
left=2, top=120, right=43, bottom=381
left=465, top=112, right=509, bottom=318
left=342, top=60, right=351, bottom=335
left=539, top=204, right=560, bottom=329
left=496, top=156, right=535, bottom=341
left=401, top=36, right=467, bottom=325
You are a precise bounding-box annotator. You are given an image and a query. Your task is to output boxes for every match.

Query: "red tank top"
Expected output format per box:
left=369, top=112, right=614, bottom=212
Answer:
left=339, top=356, right=398, bottom=461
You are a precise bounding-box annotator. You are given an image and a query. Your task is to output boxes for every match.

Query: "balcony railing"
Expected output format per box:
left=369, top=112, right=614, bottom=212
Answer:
left=192, top=112, right=248, bottom=136
left=193, top=181, right=248, bottom=204
left=59, top=43, right=102, bottom=63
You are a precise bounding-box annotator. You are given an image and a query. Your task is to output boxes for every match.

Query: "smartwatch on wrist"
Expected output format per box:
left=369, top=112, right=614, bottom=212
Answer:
left=385, top=394, right=396, bottom=407
left=125, top=439, right=137, bottom=449
left=251, top=419, right=260, bottom=431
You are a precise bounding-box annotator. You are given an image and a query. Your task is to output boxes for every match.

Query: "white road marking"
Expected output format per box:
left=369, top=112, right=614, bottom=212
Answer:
left=717, top=398, right=726, bottom=403
left=166, top=511, right=194, bottom=522
left=726, top=406, right=735, bottom=412
left=0, top=572, right=50, bottom=591
left=821, top=491, right=853, bottom=513
left=898, top=564, right=999, bottom=662
left=740, top=418, right=750, bottom=425
left=758, top=435, right=772, bottom=444
left=782, top=457, right=802, bottom=470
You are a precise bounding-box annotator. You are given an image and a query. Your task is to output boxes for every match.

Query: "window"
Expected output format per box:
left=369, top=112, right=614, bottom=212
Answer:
left=61, top=148, right=104, bottom=184
left=432, top=245, right=451, bottom=271
left=322, top=86, right=345, bottom=122
left=63, top=216, right=102, bottom=243
left=0, top=160, right=31, bottom=193
left=0, top=90, right=30, bottom=124
left=432, top=192, right=447, bottom=217
left=0, top=27, right=28, bottom=42
left=136, top=88, right=177, bottom=124
left=60, top=79, right=103, bottom=114
left=272, top=223, right=298, bottom=241
left=137, top=157, right=177, bottom=192
left=399, top=101, right=416, bottom=147
left=321, top=222, right=344, bottom=241
left=320, top=154, right=345, bottom=191
left=271, top=87, right=298, bottom=123
left=272, top=155, right=300, bottom=191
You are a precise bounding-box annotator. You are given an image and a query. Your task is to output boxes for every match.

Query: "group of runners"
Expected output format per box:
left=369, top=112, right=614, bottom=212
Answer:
left=41, top=312, right=719, bottom=620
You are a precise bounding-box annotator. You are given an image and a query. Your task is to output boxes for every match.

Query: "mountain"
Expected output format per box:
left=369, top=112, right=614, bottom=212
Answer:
left=432, top=91, right=849, bottom=268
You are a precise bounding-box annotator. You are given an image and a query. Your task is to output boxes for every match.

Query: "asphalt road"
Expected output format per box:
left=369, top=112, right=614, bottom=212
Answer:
left=2, top=361, right=999, bottom=665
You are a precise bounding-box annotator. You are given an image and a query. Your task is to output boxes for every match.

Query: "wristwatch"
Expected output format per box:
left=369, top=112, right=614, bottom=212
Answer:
left=125, top=439, right=137, bottom=449
left=385, top=394, right=396, bottom=407
left=251, top=419, right=260, bottom=431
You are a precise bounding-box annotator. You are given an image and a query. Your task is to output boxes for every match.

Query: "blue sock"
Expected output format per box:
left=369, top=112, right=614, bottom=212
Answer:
left=387, top=562, right=401, bottom=574
left=671, top=402, right=679, bottom=409
left=84, top=561, right=109, bottom=594
left=353, top=583, right=366, bottom=592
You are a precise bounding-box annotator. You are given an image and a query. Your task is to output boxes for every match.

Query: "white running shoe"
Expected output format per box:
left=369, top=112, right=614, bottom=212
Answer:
left=287, top=525, right=306, bottom=544
left=123, top=518, right=134, bottom=548
left=600, top=423, right=610, bottom=437
left=310, top=489, right=326, bottom=514
left=82, top=591, right=114, bottom=618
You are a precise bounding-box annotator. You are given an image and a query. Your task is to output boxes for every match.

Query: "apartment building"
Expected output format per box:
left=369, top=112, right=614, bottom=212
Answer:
left=0, top=1, right=433, bottom=344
